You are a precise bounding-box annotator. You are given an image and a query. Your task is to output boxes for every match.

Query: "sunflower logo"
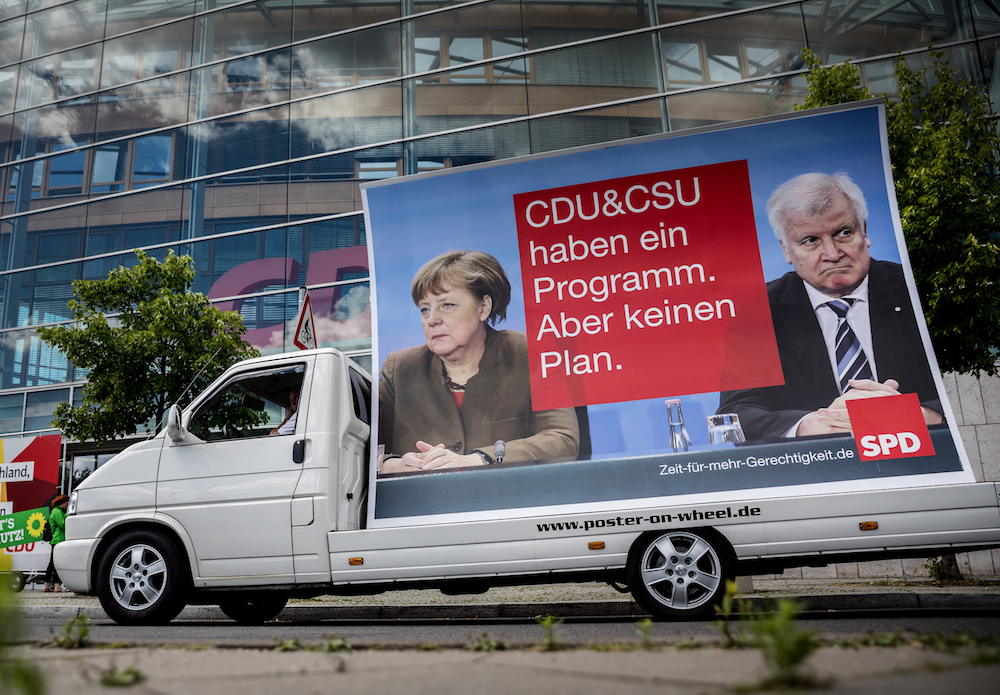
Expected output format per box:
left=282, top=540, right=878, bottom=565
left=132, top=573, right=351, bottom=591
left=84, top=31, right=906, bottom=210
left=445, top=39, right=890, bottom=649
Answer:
left=26, top=511, right=46, bottom=540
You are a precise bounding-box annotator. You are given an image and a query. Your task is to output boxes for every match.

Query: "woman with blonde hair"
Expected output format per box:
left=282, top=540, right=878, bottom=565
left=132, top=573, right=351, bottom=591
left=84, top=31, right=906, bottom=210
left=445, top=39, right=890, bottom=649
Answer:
left=378, top=250, right=579, bottom=474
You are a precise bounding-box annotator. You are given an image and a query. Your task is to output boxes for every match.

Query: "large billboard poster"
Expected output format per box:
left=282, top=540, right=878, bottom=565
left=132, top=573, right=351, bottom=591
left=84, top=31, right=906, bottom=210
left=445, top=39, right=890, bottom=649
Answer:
left=0, top=434, right=61, bottom=574
left=361, top=102, right=972, bottom=528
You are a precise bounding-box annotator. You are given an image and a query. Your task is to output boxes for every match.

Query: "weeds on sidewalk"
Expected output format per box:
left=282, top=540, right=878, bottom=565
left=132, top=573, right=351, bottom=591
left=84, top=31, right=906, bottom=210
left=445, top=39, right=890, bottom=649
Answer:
left=50, top=612, right=90, bottom=649
left=0, top=581, right=45, bottom=695
left=744, top=600, right=826, bottom=690
left=467, top=631, right=507, bottom=652
left=536, top=615, right=564, bottom=651
left=97, top=661, right=146, bottom=688
left=914, top=630, right=998, bottom=653
left=924, top=557, right=946, bottom=580
left=636, top=618, right=655, bottom=649
left=713, top=580, right=751, bottom=648
left=322, top=637, right=352, bottom=653
left=273, top=638, right=304, bottom=652
left=835, top=629, right=912, bottom=649
left=273, top=635, right=353, bottom=652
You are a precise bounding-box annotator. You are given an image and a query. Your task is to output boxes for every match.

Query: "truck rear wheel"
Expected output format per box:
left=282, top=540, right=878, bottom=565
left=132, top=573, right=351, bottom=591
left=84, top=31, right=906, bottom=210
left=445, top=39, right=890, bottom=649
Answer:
left=218, top=593, right=288, bottom=624
left=96, top=529, right=187, bottom=625
left=627, top=529, right=732, bottom=619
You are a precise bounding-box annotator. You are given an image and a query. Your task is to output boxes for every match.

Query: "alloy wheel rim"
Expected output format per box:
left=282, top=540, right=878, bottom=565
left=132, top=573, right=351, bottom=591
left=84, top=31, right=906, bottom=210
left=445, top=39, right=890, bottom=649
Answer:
left=639, top=532, right=723, bottom=610
left=108, top=543, right=167, bottom=611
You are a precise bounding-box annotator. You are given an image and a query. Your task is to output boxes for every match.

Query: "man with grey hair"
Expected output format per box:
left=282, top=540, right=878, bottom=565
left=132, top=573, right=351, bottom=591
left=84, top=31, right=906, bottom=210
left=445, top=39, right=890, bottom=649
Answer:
left=718, top=172, right=943, bottom=440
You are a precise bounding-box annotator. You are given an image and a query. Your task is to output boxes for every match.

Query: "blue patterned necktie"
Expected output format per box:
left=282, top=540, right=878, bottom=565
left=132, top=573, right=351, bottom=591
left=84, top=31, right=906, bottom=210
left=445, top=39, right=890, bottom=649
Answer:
left=826, top=298, right=872, bottom=393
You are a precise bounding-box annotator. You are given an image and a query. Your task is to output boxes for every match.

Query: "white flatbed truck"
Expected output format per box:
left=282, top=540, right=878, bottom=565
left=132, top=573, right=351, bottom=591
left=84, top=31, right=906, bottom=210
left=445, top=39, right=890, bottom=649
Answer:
left=55, top=348, right=1000, bottom=624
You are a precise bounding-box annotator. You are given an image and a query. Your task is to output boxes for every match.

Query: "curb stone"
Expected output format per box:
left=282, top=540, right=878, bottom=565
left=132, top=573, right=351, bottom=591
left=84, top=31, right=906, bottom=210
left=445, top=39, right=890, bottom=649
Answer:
left=20, top=590, right=1000, bottom=622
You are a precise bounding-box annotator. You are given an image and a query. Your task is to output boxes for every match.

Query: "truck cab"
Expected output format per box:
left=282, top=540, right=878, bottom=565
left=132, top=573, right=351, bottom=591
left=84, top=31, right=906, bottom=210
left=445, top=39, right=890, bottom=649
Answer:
left=55, top=349, right=371, bottom=624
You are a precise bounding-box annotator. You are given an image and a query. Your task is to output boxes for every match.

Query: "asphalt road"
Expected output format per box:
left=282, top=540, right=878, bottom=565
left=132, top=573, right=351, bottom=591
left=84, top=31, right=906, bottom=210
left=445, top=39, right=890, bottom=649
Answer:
left=22, top=610, right=1000, bottom=648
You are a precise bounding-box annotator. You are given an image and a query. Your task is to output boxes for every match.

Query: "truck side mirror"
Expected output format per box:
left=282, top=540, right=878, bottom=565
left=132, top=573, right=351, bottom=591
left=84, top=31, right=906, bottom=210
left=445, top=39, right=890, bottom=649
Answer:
left=166, top=404, right=186, bottom=443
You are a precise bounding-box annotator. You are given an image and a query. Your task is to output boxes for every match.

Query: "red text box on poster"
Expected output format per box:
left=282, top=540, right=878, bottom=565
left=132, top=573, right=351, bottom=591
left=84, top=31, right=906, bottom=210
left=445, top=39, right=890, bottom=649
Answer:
left=513, top=160, right=783, bottom=410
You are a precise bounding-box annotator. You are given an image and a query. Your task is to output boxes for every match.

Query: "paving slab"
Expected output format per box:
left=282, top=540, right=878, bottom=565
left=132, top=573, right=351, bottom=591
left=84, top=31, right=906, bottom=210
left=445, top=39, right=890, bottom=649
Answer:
left=18, top=644, right=999, bottom=695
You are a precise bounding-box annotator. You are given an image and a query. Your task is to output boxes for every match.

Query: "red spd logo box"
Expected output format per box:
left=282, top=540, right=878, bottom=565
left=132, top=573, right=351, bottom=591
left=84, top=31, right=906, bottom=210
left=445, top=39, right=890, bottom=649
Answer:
left=847, top=393, right=935, bottom=461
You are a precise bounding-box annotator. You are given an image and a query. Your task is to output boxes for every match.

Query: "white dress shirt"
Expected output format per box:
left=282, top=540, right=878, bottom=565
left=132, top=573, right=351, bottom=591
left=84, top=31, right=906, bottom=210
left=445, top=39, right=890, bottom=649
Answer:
left=781, top=275, right=877, bottom=437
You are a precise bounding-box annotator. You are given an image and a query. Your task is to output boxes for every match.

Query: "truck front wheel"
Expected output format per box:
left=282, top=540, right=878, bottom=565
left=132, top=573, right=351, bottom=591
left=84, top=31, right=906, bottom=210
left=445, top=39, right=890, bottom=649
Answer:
left=96, top=529, right=187, bottom=625
left=218, top=593, right=288, bottom=624
left=5, top=571, right=25, bottom=592
left=627, top=529, right=732, bottom=619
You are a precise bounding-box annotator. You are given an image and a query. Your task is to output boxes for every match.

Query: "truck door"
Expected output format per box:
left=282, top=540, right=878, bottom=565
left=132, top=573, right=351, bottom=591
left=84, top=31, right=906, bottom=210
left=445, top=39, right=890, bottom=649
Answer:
left=156, top=362, right=310, bottom=583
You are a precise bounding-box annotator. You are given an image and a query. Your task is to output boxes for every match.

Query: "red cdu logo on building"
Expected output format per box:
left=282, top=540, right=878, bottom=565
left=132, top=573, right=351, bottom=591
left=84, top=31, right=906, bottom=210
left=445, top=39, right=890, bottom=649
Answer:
left=847, top=392, right=935, bottom=461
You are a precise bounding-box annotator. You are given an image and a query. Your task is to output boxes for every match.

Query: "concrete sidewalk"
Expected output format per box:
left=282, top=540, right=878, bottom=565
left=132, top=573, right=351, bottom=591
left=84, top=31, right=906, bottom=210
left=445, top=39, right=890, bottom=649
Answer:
left=16, top=642, right=999, bottom=695
left=16, top=577, right=1000, bottom=622
left=12, top=578, right=1000, bottom=695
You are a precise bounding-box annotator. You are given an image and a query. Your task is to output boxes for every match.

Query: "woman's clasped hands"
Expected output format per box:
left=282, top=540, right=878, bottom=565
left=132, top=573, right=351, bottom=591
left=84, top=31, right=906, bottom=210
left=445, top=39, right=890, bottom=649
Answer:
left=381, top=441, right=484, bottom=473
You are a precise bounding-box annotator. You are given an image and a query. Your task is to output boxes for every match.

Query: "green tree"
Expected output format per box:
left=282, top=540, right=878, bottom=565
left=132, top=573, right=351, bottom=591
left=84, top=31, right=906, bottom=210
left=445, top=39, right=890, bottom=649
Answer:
left=797, top=49, right=1000, bottom=376
left=37, top=250, right=261, bottom=445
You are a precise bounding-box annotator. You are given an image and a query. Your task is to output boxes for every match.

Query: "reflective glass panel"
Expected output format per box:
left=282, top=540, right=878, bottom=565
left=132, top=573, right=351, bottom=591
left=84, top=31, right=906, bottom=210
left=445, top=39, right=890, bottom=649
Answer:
left=969, top=0, right=1000, bottom=37
left=96, top=80, right=190, bottom=143
left=663, top=41, right=701, bottom=85
left=983, top=38, right=1000, bottom=113
left=413, top=118, right=530, bottom=164
left=0, top=16, right=26, bottom=65
left=189, top=105, right=289, bottom=179
left=0, top=393, right=23, bottom=435
left=801, top=0, right=964, bottom=60
left=289, top=84, right=402, bottom=165
left=24, top=388, right=68, bottom=431
left=133, top=133, right=172, bottom=185
left=492, top=34, right=529, bottom=82
left=534, top=32, right=658, bottom=88
left=0, top=1, right=27, bottom=18
left=18, top=44, right=100, bottom=108
left=291, top=0, right=400, bottom=44
left=100, top=19, right=193, bottom=91
left=105, top=0, right=201, bottom=32
left=0, top=65, right=16, bottom=114
left=414, top=36, right=441, bottom=78
left=198, top=0, right=293, bottom=78
left=447, top=36, right=486, bottom=82
left=291, top=24, right=400, bottom=92
left=705, top=42, right=741, bottom=83
left=47, top=137, right=87, bottom=194
left=21, top=0, right=108, bottom=60
left=665, top=81, right=804, bottom=132
left=90, top=140, right=127, bottom=192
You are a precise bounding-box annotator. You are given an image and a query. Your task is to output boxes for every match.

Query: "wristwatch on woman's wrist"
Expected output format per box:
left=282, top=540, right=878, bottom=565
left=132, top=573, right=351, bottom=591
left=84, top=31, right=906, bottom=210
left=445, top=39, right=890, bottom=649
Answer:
left=472, top=449, right=495, bottom=465
left=472, top=441, right=505, bottom=466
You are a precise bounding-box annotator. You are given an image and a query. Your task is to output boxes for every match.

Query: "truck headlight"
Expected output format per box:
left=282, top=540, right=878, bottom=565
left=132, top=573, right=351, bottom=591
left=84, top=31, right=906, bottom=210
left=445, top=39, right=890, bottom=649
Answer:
left=68, top=491, right=78, bottom=515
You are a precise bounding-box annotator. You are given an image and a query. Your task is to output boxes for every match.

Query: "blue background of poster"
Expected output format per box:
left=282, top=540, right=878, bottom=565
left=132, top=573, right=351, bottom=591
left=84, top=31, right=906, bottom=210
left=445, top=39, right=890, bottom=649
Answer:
left=364, top=105, right=904, bottom=457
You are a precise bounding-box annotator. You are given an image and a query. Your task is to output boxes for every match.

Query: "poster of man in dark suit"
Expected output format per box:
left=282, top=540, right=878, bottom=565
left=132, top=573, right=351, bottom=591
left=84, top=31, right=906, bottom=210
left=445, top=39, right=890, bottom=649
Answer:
left=718, top=172, right=943, bottom=441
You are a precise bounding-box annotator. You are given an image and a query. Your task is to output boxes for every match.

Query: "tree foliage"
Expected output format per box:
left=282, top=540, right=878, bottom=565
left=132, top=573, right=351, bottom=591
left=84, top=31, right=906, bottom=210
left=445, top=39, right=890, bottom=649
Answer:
left=37, top=250, right=260, bottom=444
left=797, top=49, right=1000, bottom=376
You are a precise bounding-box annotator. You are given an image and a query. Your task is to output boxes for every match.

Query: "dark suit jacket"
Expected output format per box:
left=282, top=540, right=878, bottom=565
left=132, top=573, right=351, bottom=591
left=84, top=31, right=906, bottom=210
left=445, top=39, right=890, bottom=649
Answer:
left=718, top=260, right=942, bottom=440
left=378, top=327, right=579, bottom=465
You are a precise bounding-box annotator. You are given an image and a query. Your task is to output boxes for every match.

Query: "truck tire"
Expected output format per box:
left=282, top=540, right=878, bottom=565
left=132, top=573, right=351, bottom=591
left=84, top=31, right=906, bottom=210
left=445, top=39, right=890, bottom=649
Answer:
left=218, top=593, right=288, bottom=624
left=5, top=571, right=25, bottom=592
left=96, top=529, right=188, bottom=625
left=627, top=528, right=732, bottom=620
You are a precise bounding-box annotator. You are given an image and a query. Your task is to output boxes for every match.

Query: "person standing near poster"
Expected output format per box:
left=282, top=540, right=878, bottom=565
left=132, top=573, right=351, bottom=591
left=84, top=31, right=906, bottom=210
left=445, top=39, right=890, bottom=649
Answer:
left=718, top=172, right=943, bottom=440
left=378, top=250, right=579, bottom=474
left=43, top=495, right=69, bottom=593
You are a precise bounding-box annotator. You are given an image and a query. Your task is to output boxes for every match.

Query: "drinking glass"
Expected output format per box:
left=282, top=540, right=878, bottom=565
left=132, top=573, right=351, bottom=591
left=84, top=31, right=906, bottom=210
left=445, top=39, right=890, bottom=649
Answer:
left=707, top=413, right=746, bottom=445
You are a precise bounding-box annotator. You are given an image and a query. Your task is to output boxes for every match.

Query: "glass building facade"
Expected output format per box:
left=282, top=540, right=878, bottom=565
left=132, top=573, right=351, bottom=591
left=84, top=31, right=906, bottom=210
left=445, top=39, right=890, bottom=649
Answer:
left=0, top=0, right=997, bottom=451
